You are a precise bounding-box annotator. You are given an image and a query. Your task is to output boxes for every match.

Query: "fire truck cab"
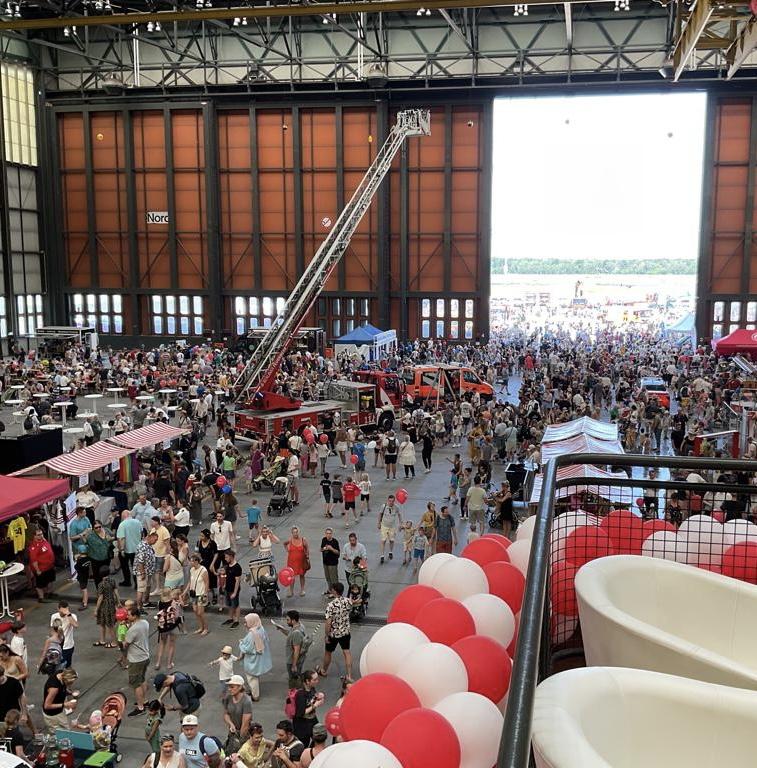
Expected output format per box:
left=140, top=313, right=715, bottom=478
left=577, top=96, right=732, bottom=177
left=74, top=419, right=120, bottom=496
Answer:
left=322, top=379, right=396, bottom=432
left=401, top=364, right=494, bottom=404
left=352, top=369, right=406, bottom=409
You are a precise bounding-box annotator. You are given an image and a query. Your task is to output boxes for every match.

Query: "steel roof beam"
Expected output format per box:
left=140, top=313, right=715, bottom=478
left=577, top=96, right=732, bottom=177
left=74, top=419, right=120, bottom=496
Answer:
left=727, top=15, right=757, bottom=78
left=672, top=0, right=713, bottom=81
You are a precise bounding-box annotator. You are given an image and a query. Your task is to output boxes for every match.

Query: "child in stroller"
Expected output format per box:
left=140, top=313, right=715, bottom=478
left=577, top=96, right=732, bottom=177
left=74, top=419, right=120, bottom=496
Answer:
left=246, top=557, right=282, bottom=615
left=267, top=476, right=294, bottom=517
left=252, top=455, right=287, bottom=491
left=347, top=557, right=370, bottom=621
left=74, top=692, right=126, bottom=761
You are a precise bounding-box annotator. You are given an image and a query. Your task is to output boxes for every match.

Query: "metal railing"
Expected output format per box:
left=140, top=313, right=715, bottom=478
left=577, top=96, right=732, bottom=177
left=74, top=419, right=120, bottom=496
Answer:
left=497, top=452, right=757, bottom=768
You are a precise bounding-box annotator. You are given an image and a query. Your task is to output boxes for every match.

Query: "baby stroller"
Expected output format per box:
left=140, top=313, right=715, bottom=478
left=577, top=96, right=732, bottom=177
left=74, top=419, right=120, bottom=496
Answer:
left=246, top=556, right=282, bottom=616
left=252, top=455, right=287, bottom=491
left=97, top=691, right=127, bottom=762
left=267, top=476, right=294, bottom=517
left=347, top=559, right=370, bottom=621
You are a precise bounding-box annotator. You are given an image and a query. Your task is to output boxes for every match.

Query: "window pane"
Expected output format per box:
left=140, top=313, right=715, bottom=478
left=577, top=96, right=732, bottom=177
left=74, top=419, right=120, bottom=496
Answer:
left=730, top=302, right=741, bottom=322
left=180, top=316, right=189, bottom=334
left=152, top=295, right=162, bottom=313
left=464, top=320, right=473, bottom=339
left=16, top=295, right=22, bottom=313
left=713, top=301, right=724, bottom=322
left=276, top=297, right=286, bottom=313
left=72, top=294, right=83, bottom=312
left=332, top=298, right=340, bottom=314
left=153, top=316, right=163, bottom=334
left=165, top=295, right=176, bottom=314
left=112, top=295, right=122, bottom=313
left=360, top=299, right=369, bottom=316
left=436, top=320, right=445, bottom=337
left=450, top=320, right=459, bottom=338
left=99, top=294, right=109, bottom=312
left=250, top=317, right=258, bottom=328
left=193, top=317, right=203, bottom=335
left=193, top=296, right=202, bottom=315
left=346, top=299, right=355, bottom=316
left=37, top=314, right=43, bottom=329
left=332, top=319, right=341, bottom=337
left=0, top=297, right=5, bottom=315
left=318, top=298, right=326, bottom=315
left=17, top=316, right=25, bottom=335
left=421, top=320, right=430, bottom=338
left=465, top=300, right=474, bottom=319
left=179, top=295, right=190, bottom=315
left=113, top=315, right=123, bottom=333
left=747, top=324, right=756, bottom=330
left=262, top=297, right=273, bottom=316
left=346, top=319, right=354, bottom=333
left=236, top=317, right=246, bottom=334
left=729, top=323, right=740, bottom=334
left=100, top=316, right=110, bottom=333
left=86, top=294, right=96, bottom=312
left=421, top=299, right=430, bottom=318
left=450, top=299, right=459, bottom=318
left=712, top=323, right=722, bottom=339
left=436, top=299, right=445, bottom=318
left=87, top=314, right=97, bottom=329
left=250, top=298, right=258, bottom=315
left=747, top=302, right=757, bottom=323
left=166, top=316, right=176, bottom=334
left=235, top=297, right=245, bottom=315
left=74, top=314, right=84, bottom=328
left=263, top=317, right=271, bottom=328
left=26, top=295, right=33, bottom=313
left=27, top=316, right=35, bottom=335
left=0, top=319, right=6, bottom=337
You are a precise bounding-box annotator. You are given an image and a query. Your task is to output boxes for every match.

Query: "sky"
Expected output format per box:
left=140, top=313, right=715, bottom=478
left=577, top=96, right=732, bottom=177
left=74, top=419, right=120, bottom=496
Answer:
left=491, top=92, right=708, bottom=263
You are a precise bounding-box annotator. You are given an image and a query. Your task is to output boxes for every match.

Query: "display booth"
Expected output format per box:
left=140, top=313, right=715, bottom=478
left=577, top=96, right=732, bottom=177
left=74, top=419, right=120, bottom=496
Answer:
left=334, top=324, right=397, bottom=361
left=663, top=311, right=697, bottom=348
left=712, top=328, right=757, bottom=359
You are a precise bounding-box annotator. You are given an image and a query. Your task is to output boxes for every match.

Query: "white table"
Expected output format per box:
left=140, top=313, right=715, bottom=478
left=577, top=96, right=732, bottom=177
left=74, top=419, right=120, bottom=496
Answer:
left=53, top=402, right=71, bottom=426
left=9, top=384, right=24, bottom=391
left=0, top=562, right=24, bottom=618
left=84, top=393, right=104, bottom=413
left=108, top=403, right=127, bottom=410
left=11, top=410, right=24, bottom=425
left=5, top=399, right=22, bottom=408
left=74, top=412, right=95, bottom=419
left=135, top=394, right=155, bottom=402
left=106, top=387, right=124, bottom=405
left=40, top=423, right=62, bottom=430
left=33, top=392, right=50, bottom=399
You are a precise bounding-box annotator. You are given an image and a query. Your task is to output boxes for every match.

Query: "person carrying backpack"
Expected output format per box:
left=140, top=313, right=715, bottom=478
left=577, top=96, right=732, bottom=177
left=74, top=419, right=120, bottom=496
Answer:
left=155, top=671, right=204, bottom=715
left=178, top=714, right=222, bottom=768
left=382, top=430, right=399, bottom=480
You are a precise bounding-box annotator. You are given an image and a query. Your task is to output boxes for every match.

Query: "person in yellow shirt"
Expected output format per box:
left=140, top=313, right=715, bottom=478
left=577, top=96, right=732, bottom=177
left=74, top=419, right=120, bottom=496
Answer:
left=149, top=516, right=171, bottom=596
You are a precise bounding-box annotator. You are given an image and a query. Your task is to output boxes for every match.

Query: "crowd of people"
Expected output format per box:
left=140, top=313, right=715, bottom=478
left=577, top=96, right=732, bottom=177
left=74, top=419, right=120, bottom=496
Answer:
left=0, top=321, right=755, bottom=766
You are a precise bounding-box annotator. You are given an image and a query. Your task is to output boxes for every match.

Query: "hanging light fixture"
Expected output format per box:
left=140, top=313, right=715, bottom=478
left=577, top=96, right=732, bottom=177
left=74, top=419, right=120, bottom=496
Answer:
left=241, top=16, right=247, bottom=25
left=146, top=19, right=154, bottom=31
left=233, top=16, right=240, bottom=25
left=514, top=3, right=529, bottom=15
left=154, top=19, right=161, bottom=30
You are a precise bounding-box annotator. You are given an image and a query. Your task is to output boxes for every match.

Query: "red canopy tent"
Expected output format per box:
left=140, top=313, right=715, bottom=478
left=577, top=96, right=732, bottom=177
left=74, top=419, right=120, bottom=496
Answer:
left=0, top=474, right=70, bottom=523
left=712, top=329, right=757, bottom=359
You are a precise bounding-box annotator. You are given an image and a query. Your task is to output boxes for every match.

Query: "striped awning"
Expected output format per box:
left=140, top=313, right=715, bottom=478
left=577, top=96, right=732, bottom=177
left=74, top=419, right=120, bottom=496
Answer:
left=540, top=434, right=625, bottom=464
left=43, top=442, right=133, bottom=476
left=108, top=422, right=188, bottom=450
left=530, top=465, right=630, bottom=504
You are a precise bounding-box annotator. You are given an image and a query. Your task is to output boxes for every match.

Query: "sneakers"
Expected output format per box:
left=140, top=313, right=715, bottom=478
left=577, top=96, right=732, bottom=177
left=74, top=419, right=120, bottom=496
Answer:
left=222, top=619, right=233, bottom=625
left=230, top=621, right=239, bottom=628
left=380, top=556, right=385, bottom=564
left=127, top=707, right=145, bottom=718
left=388, top=552, right=393, bottom=560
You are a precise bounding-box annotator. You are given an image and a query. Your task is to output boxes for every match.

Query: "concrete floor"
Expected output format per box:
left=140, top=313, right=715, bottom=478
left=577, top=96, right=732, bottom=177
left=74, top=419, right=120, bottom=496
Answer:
left=16, top=402, right=513, bottom=762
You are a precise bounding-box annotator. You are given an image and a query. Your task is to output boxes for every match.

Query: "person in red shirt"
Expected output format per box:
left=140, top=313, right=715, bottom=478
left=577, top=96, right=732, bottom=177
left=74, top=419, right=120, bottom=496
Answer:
left=342, top=478, right=361, bottom=527
left=28, top=529, right=56, bottom=602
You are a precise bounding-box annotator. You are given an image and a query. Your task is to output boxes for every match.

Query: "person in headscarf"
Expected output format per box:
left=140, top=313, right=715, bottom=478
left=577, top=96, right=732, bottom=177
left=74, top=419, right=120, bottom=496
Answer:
left=238, top=614, right=272, bottom=702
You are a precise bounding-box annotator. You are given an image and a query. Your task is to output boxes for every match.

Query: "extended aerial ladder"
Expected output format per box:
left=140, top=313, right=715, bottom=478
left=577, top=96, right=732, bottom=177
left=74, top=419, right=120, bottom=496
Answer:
left=233, top=108, right=431, bottom=412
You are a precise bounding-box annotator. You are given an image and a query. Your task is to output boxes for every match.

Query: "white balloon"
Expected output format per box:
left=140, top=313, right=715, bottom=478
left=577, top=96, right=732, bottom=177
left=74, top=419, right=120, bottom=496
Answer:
left=641, top=530, right=679, bottom=561
left=397, top=642, right=468, bottom=707
left=311, top=740, right=404, bottom=768
left=360, top=622, right=429, bottom=676
left=367, top=440, right=377, bottom=450
left=550, top=511, right=591, bottom=562
left=434, top=691, right=504, bottom=768
left=418, top=552, right=456, bottom=586
left=462, top=593, right=516, bottom=647
left=358, top=645, right=369, bottom=677
left=507, top=539, right=531, bottom=577
left=431, top=557, right=489, bottom=602
left=722, top=519, right=757, bottom=548
left=516, top=515, right=537, bottom=541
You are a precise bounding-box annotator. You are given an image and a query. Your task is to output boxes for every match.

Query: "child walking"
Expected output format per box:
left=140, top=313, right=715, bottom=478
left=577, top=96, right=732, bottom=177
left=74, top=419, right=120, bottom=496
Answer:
left=412, top=527, right=430, bottom=575
left=359, top=472, right=372, bottom=515
left=208, top=643, right=240, bottom=699
left=402, top=521, right=414, bottom=566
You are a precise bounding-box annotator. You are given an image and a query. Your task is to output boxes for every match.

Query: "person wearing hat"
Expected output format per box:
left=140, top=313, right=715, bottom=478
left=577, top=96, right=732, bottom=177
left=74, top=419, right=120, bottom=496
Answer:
left=178, top=714, right=221, bottom=768
left=208, top=644, right=239, bottom=698
left=154, top=671, right=202, bottom=715
left=299, top=723, right=328, bottom=767
left=221, top=674, right=252, bottom=753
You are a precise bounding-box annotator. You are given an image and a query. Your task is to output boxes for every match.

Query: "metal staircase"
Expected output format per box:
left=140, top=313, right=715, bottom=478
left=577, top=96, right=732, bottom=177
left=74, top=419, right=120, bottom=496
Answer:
left=233, top=108, right=430, bottom=409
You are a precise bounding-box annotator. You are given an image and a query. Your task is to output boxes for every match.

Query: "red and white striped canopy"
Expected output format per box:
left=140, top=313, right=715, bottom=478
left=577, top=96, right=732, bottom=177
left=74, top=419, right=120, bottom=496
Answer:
left=108, top=422, right=187, bottom=450
left=540, top=433, right=625, bottom=464
left=43, top=442, right=133, bottom=476
left=530, top=464, right=629, bottom=504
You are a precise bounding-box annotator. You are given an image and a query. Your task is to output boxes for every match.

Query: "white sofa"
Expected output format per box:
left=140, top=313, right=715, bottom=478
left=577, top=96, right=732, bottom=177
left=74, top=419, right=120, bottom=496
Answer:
left=532, top=667, right=757, bottom=768
left=575, top=554, right=757, bottom=689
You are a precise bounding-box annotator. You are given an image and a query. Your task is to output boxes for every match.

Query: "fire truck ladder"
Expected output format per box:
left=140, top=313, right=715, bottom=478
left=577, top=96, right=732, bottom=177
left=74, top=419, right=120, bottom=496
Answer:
left=234, top=108, right=431, bottom=409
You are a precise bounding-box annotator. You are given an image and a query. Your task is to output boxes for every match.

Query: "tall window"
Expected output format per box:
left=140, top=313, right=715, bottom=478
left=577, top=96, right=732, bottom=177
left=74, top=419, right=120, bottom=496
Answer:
left=316, top=296, right=370, bottom=339
left=233, top=296, right=286, bottom=335
left=0, top=297, right=8, bottom=338
left=1, top=63, right=37, bottom=166
left=421, top=297, right=474, bottom=339
left=151, top=295, right=203, bottom=335
left=71, top=293, right=124, bottom=334
left=16, top=293, right=42, bottom=336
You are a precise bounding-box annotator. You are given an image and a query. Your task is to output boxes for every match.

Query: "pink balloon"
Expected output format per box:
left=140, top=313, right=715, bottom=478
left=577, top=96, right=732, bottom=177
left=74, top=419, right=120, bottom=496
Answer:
left=461, top=537, right=510, bottom=569
left=278, top=568, right=295, bottom=587
left=350, top=454, right=359, bottom=465
left=564, top=525, right=614, bottom=567
left=414, top=598, right=476, bottom=646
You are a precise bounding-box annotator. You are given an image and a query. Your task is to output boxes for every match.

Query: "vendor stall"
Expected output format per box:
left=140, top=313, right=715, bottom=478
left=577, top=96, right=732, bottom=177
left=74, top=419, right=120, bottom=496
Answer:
left=542, top=417, right=619, bottom=443
left=540, top=432, right=625, bottom=464
left=712, top=328, right=757, bottom=359
left=334, top=324, right=397, bottom=361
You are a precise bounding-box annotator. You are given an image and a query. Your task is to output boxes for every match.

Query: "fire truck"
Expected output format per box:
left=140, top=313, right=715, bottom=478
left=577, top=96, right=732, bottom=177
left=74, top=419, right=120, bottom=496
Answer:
left=232, top=110, right=430, bottom=438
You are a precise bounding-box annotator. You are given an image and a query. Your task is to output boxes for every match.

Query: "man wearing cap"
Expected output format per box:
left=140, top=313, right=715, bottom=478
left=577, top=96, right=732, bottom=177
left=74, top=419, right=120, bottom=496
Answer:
left=300, top=724, right=328, bottom=767
left=179, top=714, right=221, bottom=768
left=155, top=671, right=202, bottom=715
left=222, top=674, right=253, bottom=750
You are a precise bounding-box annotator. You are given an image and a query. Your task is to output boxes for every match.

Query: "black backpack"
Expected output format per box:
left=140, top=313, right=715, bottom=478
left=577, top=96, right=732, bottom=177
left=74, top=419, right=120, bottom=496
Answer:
left=23, top=415, right=33, bottom=431
left=188, top=673, right=206, bottom=699
left=387, top=438, right=397, bottom=453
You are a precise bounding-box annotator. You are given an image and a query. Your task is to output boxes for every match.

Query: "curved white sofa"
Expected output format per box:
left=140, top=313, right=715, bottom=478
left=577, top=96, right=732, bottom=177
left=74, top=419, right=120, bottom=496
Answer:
left=532, top=667, right=757, bottom=768
left=575, top=555, right=757, bottom=689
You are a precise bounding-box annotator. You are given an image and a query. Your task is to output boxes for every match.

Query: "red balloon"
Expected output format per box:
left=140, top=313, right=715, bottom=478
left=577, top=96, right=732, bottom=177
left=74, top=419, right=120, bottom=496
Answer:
left=722, top=542, right=757, bottom=583
left=483, top=561, right=526, bottom=614
left=216, top=475, right=227, bottom=488
left=319, top=434, right=329, bottom=444
left=564, top=525, right=614, bottom=567
left=414, top=598, right=475, bottom=646
left=387, top=584, right=444, bottom=624
left=550, top=560, right=580, bottom=616
left=462, top=537, right=511, bottom=569
left=482, top=533, right=512, bottom=550
left=643, top=519, right=676, bottom=537
left=712, top=511, right=725, bottom=524
left=600, top=510, right=645, bottom=556
left=278, top=568, right=295, bottom=587
left=339, top=673, right=420, bottom=743
left=324, top=707, right=341, bottom=737
left=304, top=431, right=315, bottom=445
left=350, top=454, right=359, bottom=465
left=699, top=562, right=722, bottom=574
left=395, top=488, right=408, bottom=504
left=507, top=614, right=519, bottom=658
left=452, top=635, right=512, bottom=704
left=380, top=708, right=461, bottom=768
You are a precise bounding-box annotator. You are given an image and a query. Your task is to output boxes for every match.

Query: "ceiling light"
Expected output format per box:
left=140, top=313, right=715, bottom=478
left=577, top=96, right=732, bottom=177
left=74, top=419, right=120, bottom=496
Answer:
left=425, top=7, right=430, bottom=14
left=233, top=15, right=240, bottom=25
left=146, top=19, right=153, bottom=31
left=63, top=25, right=70, bottom=36
left=12, top=3, right=19, bottom=17
left=154, top=20, right=160, bottom=30
left=103, top=0, right=111, bottom=9
left=514, top=3, right=528, bottom=15
left=241, top=16, right=247, bottom=25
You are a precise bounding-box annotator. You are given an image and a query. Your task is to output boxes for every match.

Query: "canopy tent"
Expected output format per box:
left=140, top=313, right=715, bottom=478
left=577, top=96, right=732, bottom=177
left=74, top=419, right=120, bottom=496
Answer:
left=42, top=442, right=132, bottom=476
left=712, top=329, right=757, bottom=359
left=540, top=433, right=625, bottom=464
left=0, top=474, right=70, bottom=523
left=108, top=422, right=187, bottom=450
left=663, top=312, right=696, bottom=347
left=529, top=465, right=629, bottom=505
left=542, top=417, right=619, bottom=443
left=334, top=323, right=397, bottom=361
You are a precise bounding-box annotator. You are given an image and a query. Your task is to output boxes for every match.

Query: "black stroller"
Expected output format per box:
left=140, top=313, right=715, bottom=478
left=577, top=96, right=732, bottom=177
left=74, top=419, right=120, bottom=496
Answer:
left=246, top=556, right=282, bottom=615
left=267, top=476, right=294, bottom=517
left=347, top=559, right=370, bottom=621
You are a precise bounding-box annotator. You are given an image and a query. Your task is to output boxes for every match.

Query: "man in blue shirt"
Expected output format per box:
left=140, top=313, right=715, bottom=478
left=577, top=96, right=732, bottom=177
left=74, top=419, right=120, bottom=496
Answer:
left=116, top=510, right=144, bottom=587
left=131, top=494, right=156, bottom=529
left=245, top=500, right=262, bottom=544
left=178, top=714, right=221, bottom=768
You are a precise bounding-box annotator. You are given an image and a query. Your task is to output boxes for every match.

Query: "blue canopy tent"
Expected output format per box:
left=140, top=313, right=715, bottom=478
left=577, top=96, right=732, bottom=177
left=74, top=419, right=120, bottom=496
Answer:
left=663, top=312, right=696, bottom=347
left=334, top=324, right=397, bottom=361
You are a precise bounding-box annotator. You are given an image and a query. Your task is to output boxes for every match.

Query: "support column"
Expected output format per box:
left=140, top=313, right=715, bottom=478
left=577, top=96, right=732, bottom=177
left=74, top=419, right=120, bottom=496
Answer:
left=376, top=99, right=390, bottom=329
left=399, top=141, right=409, bottom=340
left=336, top=105, right=345, bottom=291
left=696, top=93, right=716, bottom=342
left=0, top=65, right=15, bottom=344
left=203, top=101, right=223, bottom=335
left=477, top=100, right=493, bottom=342
left=123, top=108, right=141, bottom=336
left=740, top=95, right=757, bottom=299
left=443, top=104, right=452, bottom=294
left=163, top=106, right=178, bottom=289
left=82, top=110, right=99, bottom=286
left=292, top=105, right=304, bottom=282
left=249, top=104, right=262, bottom=289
